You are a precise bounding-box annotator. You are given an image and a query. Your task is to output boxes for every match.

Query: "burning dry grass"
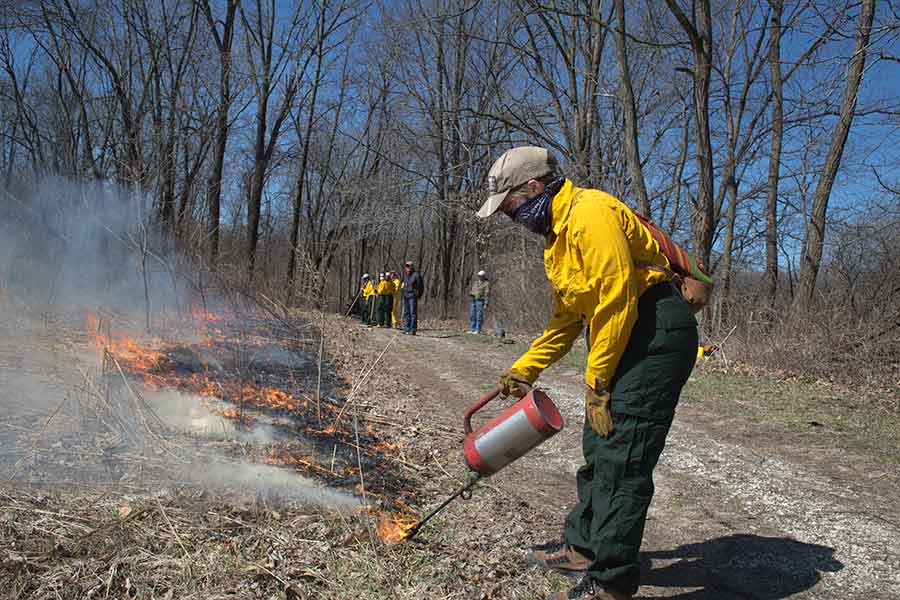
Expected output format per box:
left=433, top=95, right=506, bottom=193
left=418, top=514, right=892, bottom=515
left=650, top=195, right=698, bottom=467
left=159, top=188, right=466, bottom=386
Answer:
left=359, top=506, right=419, bottom=545
left=0, top=310, right=571, bottom=599
left=80, top=308, right=414, bottom=497
left=86, top=310, right=310, bottom=414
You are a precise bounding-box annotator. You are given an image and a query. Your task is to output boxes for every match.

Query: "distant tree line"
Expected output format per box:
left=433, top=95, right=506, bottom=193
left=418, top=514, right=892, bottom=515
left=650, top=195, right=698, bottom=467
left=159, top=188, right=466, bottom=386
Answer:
left=1, top=1, right=899, bottom=380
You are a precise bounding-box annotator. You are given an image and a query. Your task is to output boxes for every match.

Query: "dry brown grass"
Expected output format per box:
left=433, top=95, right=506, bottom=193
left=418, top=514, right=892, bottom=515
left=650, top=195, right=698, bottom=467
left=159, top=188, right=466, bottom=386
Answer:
left=0, top=478, right=571, bottom=600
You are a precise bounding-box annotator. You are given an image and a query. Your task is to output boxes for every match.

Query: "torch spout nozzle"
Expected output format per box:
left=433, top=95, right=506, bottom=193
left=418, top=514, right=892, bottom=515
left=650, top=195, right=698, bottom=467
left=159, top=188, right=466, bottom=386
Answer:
left=403, top=474, right=482, bottom=541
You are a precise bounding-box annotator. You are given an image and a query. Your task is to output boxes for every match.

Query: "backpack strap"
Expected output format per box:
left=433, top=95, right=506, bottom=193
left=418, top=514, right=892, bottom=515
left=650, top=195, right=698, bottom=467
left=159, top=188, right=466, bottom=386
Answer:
left=633, top=259, right=678, bottom=282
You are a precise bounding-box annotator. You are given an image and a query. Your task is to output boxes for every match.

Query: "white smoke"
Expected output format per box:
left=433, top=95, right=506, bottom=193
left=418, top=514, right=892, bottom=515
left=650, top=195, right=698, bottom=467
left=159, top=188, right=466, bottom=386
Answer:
left=1, top=177, right=184, bottom=315
left=0, top=178, right=352, bottom=510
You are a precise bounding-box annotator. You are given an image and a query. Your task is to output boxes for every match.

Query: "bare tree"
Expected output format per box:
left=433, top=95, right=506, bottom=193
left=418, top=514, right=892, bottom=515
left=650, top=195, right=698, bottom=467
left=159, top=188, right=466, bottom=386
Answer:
left=664, top=0, right=715, bottom=264
left=763, top=0, right=784, bottom=309
left=55, top=0, right=157, bottom=186
left=797, top=0, right=876, bottom=307
left=239, top=0, right=308, bottom=279
left=198, top=0, right=239, bottom=269
left=714, top=1, right=771, bottom=312
left=286, top=0, right=360, bottom=297
left=511, top=0, right=609, bottom=184
left=144, top=0, right=200, bottom=228
left=612, top=0, right=649, bottom=214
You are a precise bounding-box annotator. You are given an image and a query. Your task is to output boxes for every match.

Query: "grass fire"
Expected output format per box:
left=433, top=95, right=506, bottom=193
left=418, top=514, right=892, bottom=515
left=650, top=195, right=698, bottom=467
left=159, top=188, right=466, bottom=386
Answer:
left=78, top=306, right=421, bottom=545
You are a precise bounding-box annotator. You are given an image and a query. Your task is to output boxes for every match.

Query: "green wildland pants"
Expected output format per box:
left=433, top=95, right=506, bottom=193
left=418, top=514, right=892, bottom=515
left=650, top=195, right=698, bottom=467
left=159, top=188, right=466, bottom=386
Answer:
left=376, top=295, right=393, bottom=327
left=364, top=296, right=375, bottom=325
left=564, top=282, right=698, bottom=596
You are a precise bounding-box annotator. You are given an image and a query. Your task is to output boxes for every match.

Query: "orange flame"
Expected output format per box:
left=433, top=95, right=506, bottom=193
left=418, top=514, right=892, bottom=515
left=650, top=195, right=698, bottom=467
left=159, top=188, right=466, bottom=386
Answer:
left=86, top=312, right=166, bottom=371
left=370, top=440, right=403, bottom=454
left=219, top=408, right=256, bottom=426
left=86, top=311, right=309, bottom=416
left=192, top=308, right=225, bottom=322
left=84, top=311, right=407, bottom=483
left=375, top=511, right=419, bottom=544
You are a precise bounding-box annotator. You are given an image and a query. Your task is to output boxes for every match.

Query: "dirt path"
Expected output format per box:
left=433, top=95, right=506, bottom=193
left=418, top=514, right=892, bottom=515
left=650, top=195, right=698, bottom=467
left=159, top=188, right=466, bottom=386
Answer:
left=354, top=323, right=900, bottom=600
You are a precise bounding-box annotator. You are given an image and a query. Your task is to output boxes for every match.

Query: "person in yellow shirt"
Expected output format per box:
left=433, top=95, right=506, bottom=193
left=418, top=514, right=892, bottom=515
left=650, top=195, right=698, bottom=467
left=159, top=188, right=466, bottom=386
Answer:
left=391, top=272, right=404, bottom=328
left=375, top=273, right=395, bottom=328
left=359, top=274, right=375, bottom=325
left=477, top=147, right=698, bottom=600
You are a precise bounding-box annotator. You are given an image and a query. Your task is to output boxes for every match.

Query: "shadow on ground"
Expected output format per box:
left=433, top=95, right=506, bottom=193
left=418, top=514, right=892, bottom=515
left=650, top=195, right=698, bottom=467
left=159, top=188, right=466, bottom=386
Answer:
left=639, top=534, right=843, bottom=599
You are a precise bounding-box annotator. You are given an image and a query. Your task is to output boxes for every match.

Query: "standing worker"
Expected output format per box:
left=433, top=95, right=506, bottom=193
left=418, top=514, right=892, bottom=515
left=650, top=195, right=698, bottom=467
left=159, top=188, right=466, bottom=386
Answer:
left=375, top=273, right=395, bottom=328
left=468, top=270, right=490, bottom=334
left=477, top=146, right=697, bottom=600
left=360, top=274, right=375, bottom=325
left=391, top=271, right=404, bottom=328
left=402, top=260, right=424, bottom=335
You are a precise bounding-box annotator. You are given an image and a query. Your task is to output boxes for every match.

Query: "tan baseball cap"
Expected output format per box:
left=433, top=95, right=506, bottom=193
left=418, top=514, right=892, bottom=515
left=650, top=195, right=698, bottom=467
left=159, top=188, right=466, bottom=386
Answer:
left=477, top=146, right=557, bottom=218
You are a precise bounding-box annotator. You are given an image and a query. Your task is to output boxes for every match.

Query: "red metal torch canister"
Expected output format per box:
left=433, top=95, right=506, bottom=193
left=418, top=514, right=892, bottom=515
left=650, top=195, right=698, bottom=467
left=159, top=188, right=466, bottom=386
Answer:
left=402, top=386, right=565, bottom=541
left=463, top=386, right=564, bottom=476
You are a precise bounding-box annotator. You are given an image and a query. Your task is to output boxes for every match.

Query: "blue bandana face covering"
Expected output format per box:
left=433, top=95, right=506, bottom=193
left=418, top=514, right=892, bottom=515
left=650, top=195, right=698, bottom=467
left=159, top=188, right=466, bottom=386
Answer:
left=511, top=177, right=564, bottom=236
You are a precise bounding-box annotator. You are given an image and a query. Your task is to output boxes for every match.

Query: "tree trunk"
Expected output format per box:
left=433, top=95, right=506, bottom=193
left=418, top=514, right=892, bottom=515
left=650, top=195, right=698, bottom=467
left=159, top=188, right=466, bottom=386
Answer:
left=664, top=0, right=715, bottom=265
left=246, top=100, right=268, bottom=280
left=612, top=0, right=649, bottom=214
left=718, top=174, right=738, bottom=318
left=287, top=0, right=328, bottom=298
left=797, top=0, right=875, bottom=307
left=764, top=0, right=784, bottom=310
left=200, top=0, right=238, bottom=270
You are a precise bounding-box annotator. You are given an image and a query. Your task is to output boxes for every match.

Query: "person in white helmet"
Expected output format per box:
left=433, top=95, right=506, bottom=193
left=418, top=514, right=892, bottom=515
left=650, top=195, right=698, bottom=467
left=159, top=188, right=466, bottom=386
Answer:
left=468, top=270, right=490, bottom=334
left=360, top=274, right=375, bottom=325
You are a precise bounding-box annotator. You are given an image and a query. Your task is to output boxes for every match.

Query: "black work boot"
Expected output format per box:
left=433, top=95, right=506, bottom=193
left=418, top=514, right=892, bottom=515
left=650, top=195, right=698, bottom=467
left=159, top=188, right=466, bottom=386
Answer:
left=525, top=541, right=591, bottom=574
left=545, top=576, right=632, bottom=600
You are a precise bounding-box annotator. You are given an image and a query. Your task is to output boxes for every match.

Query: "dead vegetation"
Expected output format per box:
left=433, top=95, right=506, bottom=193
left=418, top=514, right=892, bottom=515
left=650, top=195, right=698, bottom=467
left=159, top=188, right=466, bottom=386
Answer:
left=0, top=478, right=572, bottom=600
left=0, top=308, right=572, bottom=600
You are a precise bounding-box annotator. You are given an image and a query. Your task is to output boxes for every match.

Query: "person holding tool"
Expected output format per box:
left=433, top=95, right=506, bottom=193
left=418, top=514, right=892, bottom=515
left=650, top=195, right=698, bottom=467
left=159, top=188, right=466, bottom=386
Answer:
left=477, top=146, right=698, bottom=600
left=359, top=274, right=375, bottom=325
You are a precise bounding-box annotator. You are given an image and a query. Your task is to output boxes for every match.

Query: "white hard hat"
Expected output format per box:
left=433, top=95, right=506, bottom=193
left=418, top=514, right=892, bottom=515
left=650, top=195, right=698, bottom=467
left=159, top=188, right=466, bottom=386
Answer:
left=477, top=270, right=486, bottom=277
left=363, top=273, right=371, bottom=279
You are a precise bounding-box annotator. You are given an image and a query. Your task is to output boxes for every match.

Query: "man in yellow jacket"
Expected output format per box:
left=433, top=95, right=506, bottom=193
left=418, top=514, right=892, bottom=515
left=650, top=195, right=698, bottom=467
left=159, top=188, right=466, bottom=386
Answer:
left=478, top=147, right=697, bottom=600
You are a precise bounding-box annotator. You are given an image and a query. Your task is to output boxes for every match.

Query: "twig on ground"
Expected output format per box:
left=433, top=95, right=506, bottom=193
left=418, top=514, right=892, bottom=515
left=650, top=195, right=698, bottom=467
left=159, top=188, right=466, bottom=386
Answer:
left=316, top=308, right=325, bottom=423
left=156, top=498, right=193, bottom=578
left=334, top=332, right=400, bottom=426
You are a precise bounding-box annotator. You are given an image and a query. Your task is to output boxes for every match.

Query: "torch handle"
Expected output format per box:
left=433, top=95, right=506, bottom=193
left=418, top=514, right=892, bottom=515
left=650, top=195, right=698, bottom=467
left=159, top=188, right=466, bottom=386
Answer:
left=463, top=387, right=500, bottom=434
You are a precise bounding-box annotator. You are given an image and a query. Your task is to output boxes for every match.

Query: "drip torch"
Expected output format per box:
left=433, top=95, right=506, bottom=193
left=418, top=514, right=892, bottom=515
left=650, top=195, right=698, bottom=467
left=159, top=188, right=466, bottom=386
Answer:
left=404, top=385, right=564, bottom=540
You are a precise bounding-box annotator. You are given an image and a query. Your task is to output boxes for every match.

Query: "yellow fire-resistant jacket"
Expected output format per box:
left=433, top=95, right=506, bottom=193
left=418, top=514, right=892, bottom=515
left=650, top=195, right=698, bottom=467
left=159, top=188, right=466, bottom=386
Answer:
left=376, top=280, right=395, bottom=295
left=362, top=281, right=375, bottom=298
left=510, top=179, right=673, bottom=391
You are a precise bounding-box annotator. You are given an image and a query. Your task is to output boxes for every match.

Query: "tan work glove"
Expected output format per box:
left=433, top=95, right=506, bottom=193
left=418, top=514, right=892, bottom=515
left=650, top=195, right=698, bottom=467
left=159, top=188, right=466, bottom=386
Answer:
left=498, top=368, right=531, bottom=398
left=586, top=385, right=613, bottom=437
